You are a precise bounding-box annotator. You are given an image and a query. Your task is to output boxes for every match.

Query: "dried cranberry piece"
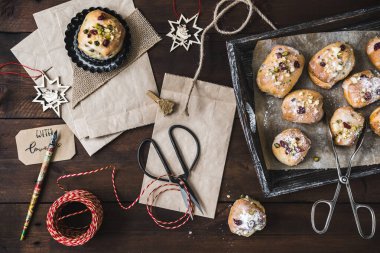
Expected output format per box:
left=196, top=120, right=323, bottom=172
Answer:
left=319, top=61, right=326, bottom=67
left=374, top=42, right=380, bottom=51
left=233, top=219, right=242, bottom=226
left=102, top=39, right=110, bottom=47
left=294, top=147, right=304, bottom=153
left=276, top=52, right=282, bottom=59
left=377, top=89, right=380, bottom=95
left=98, top=14, right=106, bottom=20
left=360, top=74, right=368, bottom=79
left=291, top=98, right=296, bottom=102
left=279, top=62, right=287, bottom=71
left=294, top=61, right=300, bottom=68
left=340, top=44, right=346, bottom=51
left=364, top=91, right=372, bottom=101
left=297, top=106, right=306, bottom=114
left=87, top=34, right=92, bottom=38
left=279, top=140, right=288, bottom=148
left=90, top=29, right=98, bottom=35
left=285, top=147, right=292, bottom=155
left=343, top=122, right=351, bottom=129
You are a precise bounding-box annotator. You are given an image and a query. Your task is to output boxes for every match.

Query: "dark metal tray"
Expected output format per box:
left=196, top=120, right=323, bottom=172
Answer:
left=227, top=5, right=380, bottom=197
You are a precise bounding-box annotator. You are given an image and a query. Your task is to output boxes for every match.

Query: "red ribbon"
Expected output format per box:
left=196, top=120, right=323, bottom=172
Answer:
left=0, top=62, right=43, bottom=79
left=172, top=0, right=202, bottom=19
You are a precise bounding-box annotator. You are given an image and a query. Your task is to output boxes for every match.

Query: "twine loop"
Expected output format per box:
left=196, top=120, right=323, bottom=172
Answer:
left=213, top=0, right=253, bottom=35
left=183, top=0, right=277, bottom=115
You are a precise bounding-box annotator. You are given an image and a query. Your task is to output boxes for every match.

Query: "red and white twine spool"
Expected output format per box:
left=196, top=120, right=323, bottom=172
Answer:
left=46, top=165, right=193, bottom=246
left=46, top=190, right=103, bottom=246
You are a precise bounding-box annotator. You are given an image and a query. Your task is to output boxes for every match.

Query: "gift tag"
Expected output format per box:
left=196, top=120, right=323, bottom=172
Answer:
left=16, top=124, right=75, bottom=165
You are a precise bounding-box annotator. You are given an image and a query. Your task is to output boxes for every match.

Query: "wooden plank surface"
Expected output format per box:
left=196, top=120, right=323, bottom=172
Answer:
left=1, top=203, right=380, bottom=253
left=1, top=0, right=380, bottom=252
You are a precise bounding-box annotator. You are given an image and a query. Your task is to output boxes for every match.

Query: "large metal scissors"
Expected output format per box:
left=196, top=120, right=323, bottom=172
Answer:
left=137, top=125, right=204, bottom=219
left=311, top=117, right=376, bottom=239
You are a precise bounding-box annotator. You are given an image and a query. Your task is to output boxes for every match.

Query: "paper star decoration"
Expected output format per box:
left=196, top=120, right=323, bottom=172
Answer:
left=33, top=75, right=70, bottom=117
left=167, top=14, right=203, bottom=52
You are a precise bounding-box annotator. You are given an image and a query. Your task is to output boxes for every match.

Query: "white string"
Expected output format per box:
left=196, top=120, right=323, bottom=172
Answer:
left=183, top=0, right=277, bottom=115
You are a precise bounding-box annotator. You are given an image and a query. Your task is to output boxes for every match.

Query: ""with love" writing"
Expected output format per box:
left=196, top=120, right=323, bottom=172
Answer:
left=16, top=124, right=75, bottom=165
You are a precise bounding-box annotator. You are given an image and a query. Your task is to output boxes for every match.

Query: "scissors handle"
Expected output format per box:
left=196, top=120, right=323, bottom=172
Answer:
left=311, top=183, right=341, bottom=234
left=168, top=125, right=200, bottom=178
left=346, top=183, right=376, bottom=239
left=137, top=139, right=173, bottom=182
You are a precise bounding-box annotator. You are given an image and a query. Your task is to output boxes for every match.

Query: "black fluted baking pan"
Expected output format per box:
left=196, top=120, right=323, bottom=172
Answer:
left=64, top=7, right=131, bottom=73
left=227, top=5, right=380, bottom=197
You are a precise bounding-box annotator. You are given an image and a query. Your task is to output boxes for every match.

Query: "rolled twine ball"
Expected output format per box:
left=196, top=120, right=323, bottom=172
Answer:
left=46, top=190, right=103, bottom=246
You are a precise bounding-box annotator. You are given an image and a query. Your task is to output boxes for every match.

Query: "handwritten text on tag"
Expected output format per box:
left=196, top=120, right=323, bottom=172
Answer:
left=16, top=124, right=75, bottom=165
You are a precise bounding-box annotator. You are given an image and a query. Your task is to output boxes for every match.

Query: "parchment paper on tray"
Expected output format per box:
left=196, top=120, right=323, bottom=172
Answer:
left=252, top=31, right=380, bottom=170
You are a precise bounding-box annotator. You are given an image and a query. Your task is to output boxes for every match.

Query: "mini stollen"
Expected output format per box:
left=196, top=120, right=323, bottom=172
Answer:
left=252, top=31, right=380, bottom=170
left=70, top=9, right=161, bottom=108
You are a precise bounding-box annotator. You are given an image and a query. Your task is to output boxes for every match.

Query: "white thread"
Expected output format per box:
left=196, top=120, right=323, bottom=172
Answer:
left=183, top=0, right=277, bottom=115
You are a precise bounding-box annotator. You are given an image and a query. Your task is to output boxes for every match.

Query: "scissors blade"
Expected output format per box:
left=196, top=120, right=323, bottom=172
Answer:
left=180, top=180, right=204, bottom=215
left=179, top=188, right=193, bottom=220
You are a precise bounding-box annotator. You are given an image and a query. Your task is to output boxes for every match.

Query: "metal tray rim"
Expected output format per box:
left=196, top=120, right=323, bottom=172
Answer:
left=227, top=4, right=380, bottom=197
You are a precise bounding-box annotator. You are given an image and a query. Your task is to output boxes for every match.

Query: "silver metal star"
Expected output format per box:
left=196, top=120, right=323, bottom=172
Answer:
left=32, top=74, right=70, bottom=117
left=167, top=14, right=203, bottom=52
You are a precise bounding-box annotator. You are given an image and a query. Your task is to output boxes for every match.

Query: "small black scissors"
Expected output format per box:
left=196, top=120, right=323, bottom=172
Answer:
left=137, top=125, right=203, bottom=218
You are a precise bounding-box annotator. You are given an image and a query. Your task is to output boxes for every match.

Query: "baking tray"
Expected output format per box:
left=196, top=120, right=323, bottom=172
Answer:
left=227, top=5, right=380, bottom=197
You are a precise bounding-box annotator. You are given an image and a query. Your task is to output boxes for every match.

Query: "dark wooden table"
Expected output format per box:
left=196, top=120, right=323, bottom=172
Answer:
left=1, top=1, right=380, bottom=252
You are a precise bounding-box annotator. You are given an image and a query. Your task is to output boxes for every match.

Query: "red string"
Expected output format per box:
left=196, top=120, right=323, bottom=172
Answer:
left=47, top=165, right=194, bottom=246
left=0, top=62, right=43, bottom=79
left=172, top=0, right=201, bottom=19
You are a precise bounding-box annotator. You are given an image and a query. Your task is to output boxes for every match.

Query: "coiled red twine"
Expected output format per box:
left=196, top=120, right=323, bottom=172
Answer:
left=46, top=165, right=193, bottom=246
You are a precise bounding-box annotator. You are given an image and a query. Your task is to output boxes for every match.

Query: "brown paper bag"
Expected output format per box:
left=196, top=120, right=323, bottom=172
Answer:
left=139, top=73, right=236, bottom=219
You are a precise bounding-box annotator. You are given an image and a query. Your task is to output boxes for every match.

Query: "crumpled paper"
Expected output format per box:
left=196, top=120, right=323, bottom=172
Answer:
left=12, top=0, right=160, bottom=155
